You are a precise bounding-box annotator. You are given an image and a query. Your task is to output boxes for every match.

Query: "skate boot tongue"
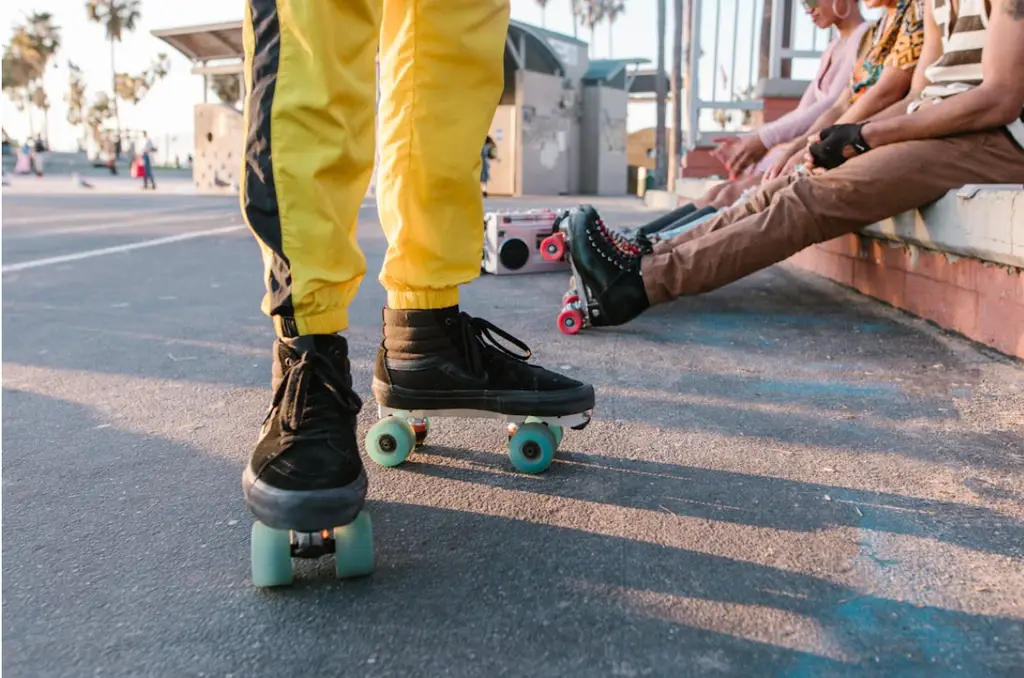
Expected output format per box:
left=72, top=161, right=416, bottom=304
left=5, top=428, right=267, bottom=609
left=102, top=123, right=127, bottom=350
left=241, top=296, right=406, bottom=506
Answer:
left=272, top=335, right=362, bottom=441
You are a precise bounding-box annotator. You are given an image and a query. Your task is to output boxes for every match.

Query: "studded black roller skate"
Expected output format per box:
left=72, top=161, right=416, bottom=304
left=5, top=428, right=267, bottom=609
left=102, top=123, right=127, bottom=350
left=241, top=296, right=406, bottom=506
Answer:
left=553, top=205, right=652, bottom=335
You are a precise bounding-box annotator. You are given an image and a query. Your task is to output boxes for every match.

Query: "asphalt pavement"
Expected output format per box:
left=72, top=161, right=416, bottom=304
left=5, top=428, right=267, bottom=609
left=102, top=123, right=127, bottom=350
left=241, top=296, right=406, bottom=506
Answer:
left=3, top=182, right=1023, bottom=677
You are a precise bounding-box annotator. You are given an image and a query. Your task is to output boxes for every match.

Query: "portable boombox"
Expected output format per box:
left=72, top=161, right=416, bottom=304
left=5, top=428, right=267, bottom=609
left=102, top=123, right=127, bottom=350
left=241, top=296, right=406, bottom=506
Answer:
left=481, top=209, right=570, bottom=275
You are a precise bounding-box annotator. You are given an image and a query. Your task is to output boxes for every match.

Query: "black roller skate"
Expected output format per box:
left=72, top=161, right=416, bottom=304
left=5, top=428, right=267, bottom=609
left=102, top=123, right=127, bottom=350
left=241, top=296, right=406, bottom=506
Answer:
left=554, top=205, right=652, bottom=335
left=366, top=306, right=595, bottom=474
left=243, top=334, right=374, bottom=588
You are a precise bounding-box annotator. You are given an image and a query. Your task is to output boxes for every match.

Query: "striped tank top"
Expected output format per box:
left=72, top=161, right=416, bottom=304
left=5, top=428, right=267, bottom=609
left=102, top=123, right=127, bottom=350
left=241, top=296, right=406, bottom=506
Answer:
left=908, top=0, right=1024, bottom=148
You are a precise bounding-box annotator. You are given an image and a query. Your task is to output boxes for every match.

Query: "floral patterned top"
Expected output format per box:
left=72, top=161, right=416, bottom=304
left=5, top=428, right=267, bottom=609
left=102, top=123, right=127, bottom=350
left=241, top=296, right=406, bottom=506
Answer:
left=849, top=0, right=925, bottom=102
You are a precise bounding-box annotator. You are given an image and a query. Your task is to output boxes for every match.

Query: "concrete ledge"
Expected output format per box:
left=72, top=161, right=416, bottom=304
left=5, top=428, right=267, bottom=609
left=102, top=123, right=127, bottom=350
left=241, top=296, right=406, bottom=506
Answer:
left=663, top=181, right=1023, bottom=270
left=643, top=189, right=681, bottom=210
left=865, top=185, right=1024, bottom=269
left=674, top=177, right=726, bottom=201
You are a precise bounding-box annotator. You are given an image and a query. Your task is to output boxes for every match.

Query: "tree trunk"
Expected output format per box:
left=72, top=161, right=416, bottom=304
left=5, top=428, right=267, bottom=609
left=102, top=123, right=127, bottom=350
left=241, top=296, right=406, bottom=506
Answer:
left=110, top=38, right=122, bottom=158
left=607, top=20, right=613, bottom=58
left=43, top=106, right=49, bottom=143
left=654, top=0, right=668, bottom=189
left=668, top=0, right=684, bottom=192
left=590, top=26, right=596, bottom=57
left=781, top=0, right=794, bottom=79
left=758, top=0, right=773, bottom=80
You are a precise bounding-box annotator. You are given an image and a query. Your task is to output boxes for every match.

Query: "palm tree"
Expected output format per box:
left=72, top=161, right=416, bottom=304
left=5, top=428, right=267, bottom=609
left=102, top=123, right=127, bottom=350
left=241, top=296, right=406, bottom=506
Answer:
left=31, top=86, right=51, bottom=142
left=535, top=0, right=550, bottom=27
left=66, top=61, right=88, bottom=145
left=2, top=45, right=34, bottom=134
left=113, top=54, right=171, bottom=121
left=580, top=1, right=605, bottom=57
left=86, top=91, right=115, bottom=145
left=654, top=0, right=667, bottom=188
left=26, top=12, right=60, bottom=141
left=571, top=0, right=583, bottom=39
left=5, top=14, right=61, bottom=140
left=603, top=1, right=625, bottom=58
left=85, top=0, right=142, bottom=151
left=211, top=74, right=241, bottom=107
left=668, top=0, right=684, bottom=191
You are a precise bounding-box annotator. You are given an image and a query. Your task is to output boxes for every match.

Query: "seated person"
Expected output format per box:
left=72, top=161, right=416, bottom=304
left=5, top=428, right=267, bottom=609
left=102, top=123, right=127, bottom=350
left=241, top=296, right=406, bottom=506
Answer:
left=640, top=0, right=925, bottom=244
left=763, top=0, right=927, bottom=183
left=563, top=0, right=1024, bottom=330
left=691, top=0, right=873, bottom=211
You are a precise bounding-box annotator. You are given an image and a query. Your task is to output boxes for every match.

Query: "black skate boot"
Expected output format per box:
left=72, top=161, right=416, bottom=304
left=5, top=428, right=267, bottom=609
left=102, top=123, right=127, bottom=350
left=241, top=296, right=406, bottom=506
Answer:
left=243, top=334, right=367, bottom=533
left=558, top=205, right=652, bottom=331
left=372, top=307, right=595, bottom=417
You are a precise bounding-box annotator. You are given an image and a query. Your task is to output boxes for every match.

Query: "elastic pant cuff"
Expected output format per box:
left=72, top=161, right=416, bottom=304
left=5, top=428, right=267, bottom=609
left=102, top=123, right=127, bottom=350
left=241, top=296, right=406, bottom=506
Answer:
left=387, top=287, right=460, bottom=310
left=640, top=256, right=672, bottom=307
left=274, top=309, right=349, bottom=337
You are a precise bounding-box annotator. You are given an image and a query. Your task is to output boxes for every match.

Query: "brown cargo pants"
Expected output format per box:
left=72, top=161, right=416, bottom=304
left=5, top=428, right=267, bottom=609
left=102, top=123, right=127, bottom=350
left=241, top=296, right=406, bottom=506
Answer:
left=641, top=128, right=1024, bottom=304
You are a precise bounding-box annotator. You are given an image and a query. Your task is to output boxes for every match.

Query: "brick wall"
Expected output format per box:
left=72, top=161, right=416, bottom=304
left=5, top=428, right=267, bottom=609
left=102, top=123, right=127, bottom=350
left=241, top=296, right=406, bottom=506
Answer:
left=680, top=148, right=728, bottom=179
left=788, top=235, right=1024, bottom=359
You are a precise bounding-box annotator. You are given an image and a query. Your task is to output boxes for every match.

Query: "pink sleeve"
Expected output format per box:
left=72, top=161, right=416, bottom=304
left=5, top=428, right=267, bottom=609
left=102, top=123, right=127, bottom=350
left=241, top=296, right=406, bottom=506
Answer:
left=757, top=25, right=867, bottom=148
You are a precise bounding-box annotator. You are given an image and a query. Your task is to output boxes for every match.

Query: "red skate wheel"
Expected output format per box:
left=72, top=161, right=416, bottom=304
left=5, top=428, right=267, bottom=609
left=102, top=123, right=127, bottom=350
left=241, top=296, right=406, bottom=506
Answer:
left=540, top=233, right=566, bottom=262
left=557, top=308, right=583, bottom=335
left=561, top=292, right=579, bottom=307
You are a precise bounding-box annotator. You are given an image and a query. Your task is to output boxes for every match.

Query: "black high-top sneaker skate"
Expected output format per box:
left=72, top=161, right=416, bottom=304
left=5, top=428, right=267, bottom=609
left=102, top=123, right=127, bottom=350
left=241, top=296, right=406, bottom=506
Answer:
left=372, top=307, right=595, bottom=417
left=559, top=204, right=652, bottom=331
left=243, top=334, right=367, bottom=533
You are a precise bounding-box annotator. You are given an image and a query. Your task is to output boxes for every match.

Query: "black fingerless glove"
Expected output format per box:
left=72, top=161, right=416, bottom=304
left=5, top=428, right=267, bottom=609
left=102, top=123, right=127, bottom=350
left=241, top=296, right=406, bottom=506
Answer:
left=809, top=123, right=871, bottom=170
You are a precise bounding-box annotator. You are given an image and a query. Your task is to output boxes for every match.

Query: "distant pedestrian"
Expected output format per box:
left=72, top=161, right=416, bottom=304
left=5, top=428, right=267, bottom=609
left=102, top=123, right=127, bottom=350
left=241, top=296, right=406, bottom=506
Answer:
left=480, top=135, right=497, bottom=197
left=140, top=131, right=157, bottom=190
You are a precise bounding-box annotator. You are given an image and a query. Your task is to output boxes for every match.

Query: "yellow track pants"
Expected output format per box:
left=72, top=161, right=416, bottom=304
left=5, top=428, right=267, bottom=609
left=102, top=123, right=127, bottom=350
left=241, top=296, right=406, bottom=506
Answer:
left=241, top=0, right=509, bottom=336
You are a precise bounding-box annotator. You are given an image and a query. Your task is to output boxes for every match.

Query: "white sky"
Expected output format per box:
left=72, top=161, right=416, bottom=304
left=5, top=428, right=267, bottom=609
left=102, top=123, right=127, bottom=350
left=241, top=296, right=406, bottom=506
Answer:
left=1, top=0, right=864, bottom=156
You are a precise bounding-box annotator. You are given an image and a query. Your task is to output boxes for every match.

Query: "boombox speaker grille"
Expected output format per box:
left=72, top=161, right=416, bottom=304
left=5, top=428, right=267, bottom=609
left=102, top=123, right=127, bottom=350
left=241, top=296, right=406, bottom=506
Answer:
left=498, top=237, right=530, bottom=271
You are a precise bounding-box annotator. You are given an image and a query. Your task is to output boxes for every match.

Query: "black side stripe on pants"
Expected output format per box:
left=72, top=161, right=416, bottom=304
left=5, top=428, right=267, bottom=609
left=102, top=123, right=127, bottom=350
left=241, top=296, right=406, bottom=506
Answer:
left=243, top=0, right=296, bottom=331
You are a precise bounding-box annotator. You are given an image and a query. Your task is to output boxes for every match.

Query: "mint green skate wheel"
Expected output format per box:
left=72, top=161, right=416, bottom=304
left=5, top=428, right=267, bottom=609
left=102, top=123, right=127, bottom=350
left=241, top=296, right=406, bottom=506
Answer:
left=251, top=522, right=293, bottom=588
left=365, top=417, right=416, bottom=467
left=333, top=512, right=374, bottom=579
left=508, top=423, right=557, bottom=474
left=524, top=416, right=563, bottom=448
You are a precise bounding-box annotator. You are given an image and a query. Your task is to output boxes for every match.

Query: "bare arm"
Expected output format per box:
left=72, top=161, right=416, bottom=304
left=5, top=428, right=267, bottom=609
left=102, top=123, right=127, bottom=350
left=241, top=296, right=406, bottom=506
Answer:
left=863, top=7, right=944, bottom=123
left=862, top=0, right=1024, bottom=146
left=836, top=66, right=912, bottom=125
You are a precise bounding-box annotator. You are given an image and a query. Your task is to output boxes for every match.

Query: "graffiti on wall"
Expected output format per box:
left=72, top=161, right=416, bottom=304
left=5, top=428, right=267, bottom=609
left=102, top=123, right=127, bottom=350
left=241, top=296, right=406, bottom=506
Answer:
left=522, top=104, right=569, bottom=170
left=600, top=108, right=627, bottom=154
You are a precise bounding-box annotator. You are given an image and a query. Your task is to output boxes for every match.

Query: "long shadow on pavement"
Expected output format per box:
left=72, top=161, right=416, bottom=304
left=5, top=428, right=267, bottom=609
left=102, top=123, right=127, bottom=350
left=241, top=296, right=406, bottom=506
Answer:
left=401, top=447, right=1024, bottom=561
left=605, top=390, right=1023, bottom=474
left=4, top=389, right=1021, bottom=677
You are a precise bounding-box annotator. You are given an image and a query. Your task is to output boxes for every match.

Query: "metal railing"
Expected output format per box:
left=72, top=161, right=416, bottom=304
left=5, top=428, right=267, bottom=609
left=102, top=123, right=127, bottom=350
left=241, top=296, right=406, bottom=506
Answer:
left=683, top=0, right=836, bottom=149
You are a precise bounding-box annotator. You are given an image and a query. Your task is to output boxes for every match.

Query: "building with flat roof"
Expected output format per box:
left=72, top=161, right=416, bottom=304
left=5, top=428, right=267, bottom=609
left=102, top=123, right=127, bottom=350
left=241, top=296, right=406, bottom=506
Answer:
left=153, top=19, right=647, bottom=196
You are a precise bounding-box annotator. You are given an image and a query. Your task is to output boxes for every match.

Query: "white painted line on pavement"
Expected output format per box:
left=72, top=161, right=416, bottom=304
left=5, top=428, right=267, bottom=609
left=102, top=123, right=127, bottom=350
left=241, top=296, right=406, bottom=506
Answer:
left=3, top=211, right=239, bottom=239
left=2, top=206, right=183, bottom=226
left=1, top=225, right=247, bottom=273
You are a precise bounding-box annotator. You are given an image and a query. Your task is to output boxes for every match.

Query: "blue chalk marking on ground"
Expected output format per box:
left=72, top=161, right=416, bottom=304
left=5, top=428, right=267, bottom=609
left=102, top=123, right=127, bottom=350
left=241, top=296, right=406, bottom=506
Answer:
left=781, top=488, right=974, bottom=677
